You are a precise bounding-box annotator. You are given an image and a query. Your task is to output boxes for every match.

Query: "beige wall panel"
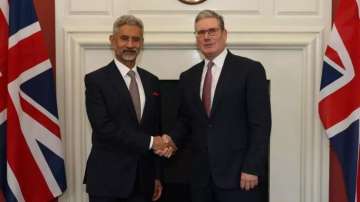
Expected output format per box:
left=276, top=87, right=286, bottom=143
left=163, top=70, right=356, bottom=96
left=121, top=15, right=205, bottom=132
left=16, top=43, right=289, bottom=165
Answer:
left=275, top=0, right=319, bottom=15
left=68, top=0, right=113, bottom=15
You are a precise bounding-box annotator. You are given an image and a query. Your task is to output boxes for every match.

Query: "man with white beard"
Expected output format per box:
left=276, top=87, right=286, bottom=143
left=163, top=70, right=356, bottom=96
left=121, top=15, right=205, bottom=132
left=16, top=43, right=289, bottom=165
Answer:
left=83, top=15, right=165, bottom=202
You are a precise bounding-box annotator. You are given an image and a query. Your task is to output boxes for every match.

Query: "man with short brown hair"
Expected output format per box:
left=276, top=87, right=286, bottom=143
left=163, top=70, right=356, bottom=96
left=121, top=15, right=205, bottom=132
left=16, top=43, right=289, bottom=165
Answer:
left=159, top=10, right=271, bottom=202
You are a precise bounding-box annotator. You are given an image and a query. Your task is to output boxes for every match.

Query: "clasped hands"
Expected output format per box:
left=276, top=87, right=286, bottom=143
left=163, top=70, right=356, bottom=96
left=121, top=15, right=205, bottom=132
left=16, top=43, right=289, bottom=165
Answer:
left=152, top=134, right=177, bottom=158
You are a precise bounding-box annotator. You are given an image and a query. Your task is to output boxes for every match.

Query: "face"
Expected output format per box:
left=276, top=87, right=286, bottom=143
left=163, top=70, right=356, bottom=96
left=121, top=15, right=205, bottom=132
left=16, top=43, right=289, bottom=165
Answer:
left=195, top=17, right=227, bottom=60
left=110, top=24, right=143, bottom=68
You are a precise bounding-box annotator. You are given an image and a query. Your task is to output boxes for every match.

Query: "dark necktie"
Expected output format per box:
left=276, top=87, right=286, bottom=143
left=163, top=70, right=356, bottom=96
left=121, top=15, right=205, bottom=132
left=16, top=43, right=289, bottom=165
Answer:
left=202, top=61, right=214, bottom=116
left=128, top=70, right=141, bottom=122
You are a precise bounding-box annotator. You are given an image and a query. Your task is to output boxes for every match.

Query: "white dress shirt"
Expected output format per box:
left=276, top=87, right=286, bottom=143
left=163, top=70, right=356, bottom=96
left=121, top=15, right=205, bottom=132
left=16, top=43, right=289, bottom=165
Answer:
left=114, top=58, right=153, bottom=149
left=200, top=48, right=227, bottom=106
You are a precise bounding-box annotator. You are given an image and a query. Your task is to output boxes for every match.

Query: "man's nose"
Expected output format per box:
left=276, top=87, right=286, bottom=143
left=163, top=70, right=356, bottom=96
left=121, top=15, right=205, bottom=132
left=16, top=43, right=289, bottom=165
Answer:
left=204, top=31, right=211, bottom=39
left=126, top=39, right=135, bottom=47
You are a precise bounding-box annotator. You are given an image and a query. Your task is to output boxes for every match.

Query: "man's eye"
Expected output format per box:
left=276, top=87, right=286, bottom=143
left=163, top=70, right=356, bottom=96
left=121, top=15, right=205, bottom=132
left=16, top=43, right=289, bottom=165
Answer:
left=198, top=30, right=206, bottom=35
left=208, top=28, right=216, bottom=34
left=132, top=37, right=141, bottom=42
left=120, top=36, right=129, bottom=41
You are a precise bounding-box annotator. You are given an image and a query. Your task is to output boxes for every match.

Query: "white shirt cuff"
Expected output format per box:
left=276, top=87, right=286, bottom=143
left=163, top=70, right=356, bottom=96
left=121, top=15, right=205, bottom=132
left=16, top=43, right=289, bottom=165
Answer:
left=149, top=136, right=154, bottom=150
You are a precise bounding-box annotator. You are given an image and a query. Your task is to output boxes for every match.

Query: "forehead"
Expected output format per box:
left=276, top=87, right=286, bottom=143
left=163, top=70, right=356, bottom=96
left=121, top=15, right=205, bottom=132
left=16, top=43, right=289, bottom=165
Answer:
left=195, top=18, right=220, bottom=30
left=117, top=24, right=142, bottom=36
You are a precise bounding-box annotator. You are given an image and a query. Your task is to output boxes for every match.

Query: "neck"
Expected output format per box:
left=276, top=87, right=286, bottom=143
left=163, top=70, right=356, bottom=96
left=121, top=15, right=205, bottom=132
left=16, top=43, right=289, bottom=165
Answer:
left=204, top=48, right=226, bottom=61
left=124, top=61, right=135, bottom=69
left=117, top=57, right=135, bottom=69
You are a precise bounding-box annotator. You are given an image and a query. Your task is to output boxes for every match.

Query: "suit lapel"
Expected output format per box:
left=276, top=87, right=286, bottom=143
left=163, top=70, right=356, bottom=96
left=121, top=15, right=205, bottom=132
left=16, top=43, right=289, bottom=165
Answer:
left=106, top=61, right=139, bottom=123
left=192, top=61, right=209, bottom=119
left=210, top=52, right=233, bottom=118
left=138, top=68, right=151, bottom=124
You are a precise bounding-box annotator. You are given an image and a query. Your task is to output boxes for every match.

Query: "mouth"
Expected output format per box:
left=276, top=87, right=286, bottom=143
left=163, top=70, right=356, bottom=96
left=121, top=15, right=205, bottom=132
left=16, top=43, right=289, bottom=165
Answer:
left=123, top=50, right=137, bottom=54
left=203, top=43, right=214, bottom=49
left=121, top=49, right=138, bottom=61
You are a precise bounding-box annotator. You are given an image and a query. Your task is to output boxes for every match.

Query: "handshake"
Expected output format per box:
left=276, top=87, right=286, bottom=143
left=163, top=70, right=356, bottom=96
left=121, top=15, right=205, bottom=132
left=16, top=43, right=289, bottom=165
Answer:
left=151, top=134, right=177, bottom=158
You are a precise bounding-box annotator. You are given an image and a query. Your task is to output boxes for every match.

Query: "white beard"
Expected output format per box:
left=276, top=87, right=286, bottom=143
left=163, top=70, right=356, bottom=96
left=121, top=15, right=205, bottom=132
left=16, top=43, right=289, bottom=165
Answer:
left=122, top=51, right=138, bottom=61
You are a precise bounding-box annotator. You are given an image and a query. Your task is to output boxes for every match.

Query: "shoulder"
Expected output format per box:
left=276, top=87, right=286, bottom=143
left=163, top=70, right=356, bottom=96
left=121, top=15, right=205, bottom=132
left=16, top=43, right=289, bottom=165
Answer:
left=137, top=67, right=159, bottom=81
left=227, top=51, right=262, bottom=67
left=85, top=61, right=115, bottom=82
left=180, top=61, right=204, bottom=78
left=226, top=51, right=265, bottom=75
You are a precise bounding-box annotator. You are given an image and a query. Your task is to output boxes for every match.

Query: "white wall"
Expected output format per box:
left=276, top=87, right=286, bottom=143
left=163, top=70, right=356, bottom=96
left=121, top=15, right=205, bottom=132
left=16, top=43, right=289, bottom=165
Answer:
left=55, top=0, right=332, bottom=201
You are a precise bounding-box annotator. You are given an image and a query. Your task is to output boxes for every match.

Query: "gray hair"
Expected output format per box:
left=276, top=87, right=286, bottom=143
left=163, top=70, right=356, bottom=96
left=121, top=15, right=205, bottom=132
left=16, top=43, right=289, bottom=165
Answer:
left=113, top=15, right=144, bottom=36
left=194, top=10, right=225, bottom=30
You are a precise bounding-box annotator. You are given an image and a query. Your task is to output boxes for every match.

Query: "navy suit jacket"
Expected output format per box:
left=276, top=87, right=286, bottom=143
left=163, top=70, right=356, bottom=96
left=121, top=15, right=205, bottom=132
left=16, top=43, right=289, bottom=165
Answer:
left=84, top=61, right=161, bottom=198
left=171, top=50, right=271, bottom=189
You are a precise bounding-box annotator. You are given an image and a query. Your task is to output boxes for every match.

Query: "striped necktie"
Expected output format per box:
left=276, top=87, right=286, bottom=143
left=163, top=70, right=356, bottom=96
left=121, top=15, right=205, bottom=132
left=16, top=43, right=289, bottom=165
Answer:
left=128, top=70, right=141, bottom=122
left=202, top=61, right=214, bottom=116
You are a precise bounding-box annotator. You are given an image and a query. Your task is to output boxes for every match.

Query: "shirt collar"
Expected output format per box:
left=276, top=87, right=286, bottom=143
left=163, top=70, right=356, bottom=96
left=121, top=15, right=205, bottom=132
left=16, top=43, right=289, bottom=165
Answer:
left=114, top=58, right=138, bottom=78
left=205, top=48, right=228, bottom=68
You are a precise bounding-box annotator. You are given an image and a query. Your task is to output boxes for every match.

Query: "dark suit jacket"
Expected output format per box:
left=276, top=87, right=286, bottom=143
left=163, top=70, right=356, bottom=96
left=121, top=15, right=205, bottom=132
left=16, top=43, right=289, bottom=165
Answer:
left=84, top=61, right=161, bottom=198
left=171, top=50, right=271, bottom=190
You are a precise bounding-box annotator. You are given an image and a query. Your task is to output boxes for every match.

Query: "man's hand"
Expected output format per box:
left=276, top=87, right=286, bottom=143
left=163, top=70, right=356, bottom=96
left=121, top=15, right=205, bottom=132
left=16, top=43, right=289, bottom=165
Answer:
left=240, top=172, right=258, bottom=191
left=152, top=179, right=162, bottom=201
left=151, top=136, right=167, bottom=151
left=153, top=134, right=177, bottom=158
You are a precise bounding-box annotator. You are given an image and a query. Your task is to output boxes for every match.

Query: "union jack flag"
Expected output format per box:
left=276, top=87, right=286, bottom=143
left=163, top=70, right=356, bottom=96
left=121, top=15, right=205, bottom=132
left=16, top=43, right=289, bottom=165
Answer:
left=0, top=0, right=66, bottom=201
left=318, top=0, right=360, bottom=201
left=0, top=0, right=8, bottom=200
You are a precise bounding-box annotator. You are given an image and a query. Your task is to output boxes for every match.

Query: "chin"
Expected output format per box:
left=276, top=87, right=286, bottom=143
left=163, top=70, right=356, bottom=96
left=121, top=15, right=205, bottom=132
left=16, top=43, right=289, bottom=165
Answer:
left=203, top=52, right=216, bottom=59
left=202, top=48, right=216, bottom=54
left=122, top=55, right=137, bottom=61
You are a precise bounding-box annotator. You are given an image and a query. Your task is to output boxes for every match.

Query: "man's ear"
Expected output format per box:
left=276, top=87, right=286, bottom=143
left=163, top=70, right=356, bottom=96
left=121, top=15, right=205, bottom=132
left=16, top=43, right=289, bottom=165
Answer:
left=109, top=35, right=114, bottom=48
left=140, top=39, right=144, bottom=50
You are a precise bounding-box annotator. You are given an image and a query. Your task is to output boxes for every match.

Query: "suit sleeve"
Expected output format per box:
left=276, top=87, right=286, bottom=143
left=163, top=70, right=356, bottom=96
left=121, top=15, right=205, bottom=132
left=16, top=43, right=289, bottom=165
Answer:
left=85, top=74, right=150, bottom=154
left=242, top=62, right=271, bottom=176
left=170, top=73, right=192, bottom=148
left=152, top=78, right=163, bottom=180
